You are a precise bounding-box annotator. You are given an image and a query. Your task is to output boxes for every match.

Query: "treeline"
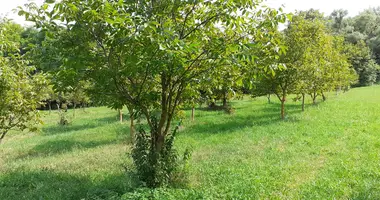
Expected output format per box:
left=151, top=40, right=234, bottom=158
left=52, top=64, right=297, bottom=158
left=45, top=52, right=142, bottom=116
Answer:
left=0, top=0, right=379, bottom=188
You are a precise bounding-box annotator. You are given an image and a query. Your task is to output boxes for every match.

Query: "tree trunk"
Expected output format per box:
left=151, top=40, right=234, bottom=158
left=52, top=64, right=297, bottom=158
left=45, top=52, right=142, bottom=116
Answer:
left=302, top=93, right=305, bottom=112
left=267, top=94, right=271, bottom=104
left=130, top=114, right=135, bottom=142
left=155, top=134, right=165, bottom=153
left=222, top=96, right=228, bottom=108
left=127, top=106, right=135, bottom=142
left=336, top=87, right=341, bottom=96
left=191, top=106, right=195, bottom=122
left=0, top=131, right=7, bottom=144
left=209, top=101, right=216, bottom=108
left=48, top=101, right=52, bottom=114
left=119, top=109, right=123, bottom=123
left=312, top=92, right=317, bottom=104
left=281, top=93, right=286, bottom=120
left=322, top=92, right=326, bottom=102
left=56, top=103, right=61, bottom=112
left=73, top=103, right=76, bottom=118
left=281, top=100, right=285, bottom=120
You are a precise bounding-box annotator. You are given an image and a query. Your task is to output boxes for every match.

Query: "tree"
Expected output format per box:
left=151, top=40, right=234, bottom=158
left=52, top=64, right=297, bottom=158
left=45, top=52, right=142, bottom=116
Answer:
left=0, top=19, right=47, bottom=143
left=67, top=80, right=91, bottom=117
left=330, top=9, right=349, bottom=33
left=345, top=41, right=379, bottom=86
left=22, top=0, right=288, bottom=187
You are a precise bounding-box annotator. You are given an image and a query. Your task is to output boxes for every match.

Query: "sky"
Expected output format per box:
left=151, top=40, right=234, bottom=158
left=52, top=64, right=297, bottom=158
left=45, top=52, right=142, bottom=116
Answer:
left=265, top=0, right=380, bottom=16
left=1, top=0, right=380, bottom=25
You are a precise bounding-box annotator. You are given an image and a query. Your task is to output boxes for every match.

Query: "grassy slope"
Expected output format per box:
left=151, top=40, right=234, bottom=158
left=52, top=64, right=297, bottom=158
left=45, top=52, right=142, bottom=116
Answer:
left=1, top=86, right=380, bottom=199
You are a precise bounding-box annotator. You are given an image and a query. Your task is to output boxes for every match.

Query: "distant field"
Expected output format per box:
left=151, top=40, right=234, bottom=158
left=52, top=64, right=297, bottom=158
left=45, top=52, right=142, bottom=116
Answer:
left=1, top=86, right=380, bottom=199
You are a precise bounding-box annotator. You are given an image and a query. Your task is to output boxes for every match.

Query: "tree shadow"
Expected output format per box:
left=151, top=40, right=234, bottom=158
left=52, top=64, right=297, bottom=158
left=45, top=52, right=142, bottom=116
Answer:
left=183, top=102, right=303, bottom=136
left=93, top=113, right=136, bottom=124
left=41, top=124, right=99, bottom=135
left=17, top=139, right=119, bottom=159
left=0, top=169, right=138, bottom=200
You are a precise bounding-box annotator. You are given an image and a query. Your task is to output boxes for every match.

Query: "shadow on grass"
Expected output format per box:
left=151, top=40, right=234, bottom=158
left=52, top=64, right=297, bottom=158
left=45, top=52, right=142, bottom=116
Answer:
left=17, top=139, right=119, bottom=159
left=41, top=124, right=99, bottom=135
left=93, top=113, right=136, bottom=124
left=0, top=169, right=138, bottom=200
left=184, top=102, right=303, bottom=136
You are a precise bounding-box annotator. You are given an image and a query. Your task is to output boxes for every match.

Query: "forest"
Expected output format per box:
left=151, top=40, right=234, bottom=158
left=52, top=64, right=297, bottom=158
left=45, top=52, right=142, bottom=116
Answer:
left=1, top=0, right=380, bottom=199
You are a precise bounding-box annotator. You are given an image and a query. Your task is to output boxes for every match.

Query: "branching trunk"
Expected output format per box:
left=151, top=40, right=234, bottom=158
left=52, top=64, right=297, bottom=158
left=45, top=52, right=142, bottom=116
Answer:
left=302, top=93, right=305, bottom=112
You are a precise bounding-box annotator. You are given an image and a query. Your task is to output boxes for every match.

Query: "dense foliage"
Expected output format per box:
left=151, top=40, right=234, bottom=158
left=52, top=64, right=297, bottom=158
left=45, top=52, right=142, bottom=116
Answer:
left=0, top=19, right=47, bottom=143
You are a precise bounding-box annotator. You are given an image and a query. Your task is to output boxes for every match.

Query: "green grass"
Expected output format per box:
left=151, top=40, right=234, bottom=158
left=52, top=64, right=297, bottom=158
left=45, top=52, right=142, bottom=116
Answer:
left=1, top=86, right=380, bottom=199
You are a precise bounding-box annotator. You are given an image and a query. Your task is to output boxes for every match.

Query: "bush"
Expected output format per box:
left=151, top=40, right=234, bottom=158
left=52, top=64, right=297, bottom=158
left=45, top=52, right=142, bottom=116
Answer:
left=58, top=110, right=69, bottom=126
left=131, top=119, right=191, bottom=188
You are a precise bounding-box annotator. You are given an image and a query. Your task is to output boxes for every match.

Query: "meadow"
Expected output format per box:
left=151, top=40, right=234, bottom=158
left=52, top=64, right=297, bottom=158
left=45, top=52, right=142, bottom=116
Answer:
left=1, top=86, right=380, bottom=199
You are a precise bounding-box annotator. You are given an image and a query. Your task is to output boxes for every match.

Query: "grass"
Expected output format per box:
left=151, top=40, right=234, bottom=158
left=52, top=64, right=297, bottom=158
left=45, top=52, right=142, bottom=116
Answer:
left=1, top=86, right=380, bottom=199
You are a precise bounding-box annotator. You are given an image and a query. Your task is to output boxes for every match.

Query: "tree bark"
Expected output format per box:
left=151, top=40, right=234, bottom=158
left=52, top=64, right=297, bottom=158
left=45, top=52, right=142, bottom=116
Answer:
left=209, top=101, right=216, bottom=108
left=0, top=131, right=7, bottom=144
left=311, top=92, right=317, bottom=104
left=322, top=92, right=326, bottom=102
left=119, top=109, right=123, bottom=123
left=127, top=105, right=135, bottom=142
left=222, top=95, right=228, bottom=108
left=155, top=134, right=165, bottom=153
left=302, top=93, right=305, bottom=112
left=267, top=94, right=271, bottom=104
left=191, top=106, right=195, bottom=122
left=48, top=101, right=52, bottom=114
left=281, top=93, right=286, bottom=120
left=73, top=103, right=76, bottom=118
left=281, top=100, right=285, bottom=120
left=130, top=114, right=135, bottom=141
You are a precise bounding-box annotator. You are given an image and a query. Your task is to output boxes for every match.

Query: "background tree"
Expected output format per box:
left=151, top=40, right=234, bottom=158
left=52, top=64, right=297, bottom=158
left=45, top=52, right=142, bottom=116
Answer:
left=0, top=19, right=47, bottom=143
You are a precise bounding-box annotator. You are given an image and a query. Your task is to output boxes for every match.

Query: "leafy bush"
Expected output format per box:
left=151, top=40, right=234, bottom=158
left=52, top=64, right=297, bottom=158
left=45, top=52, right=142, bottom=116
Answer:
left=131, top=119, right=191, bottom=188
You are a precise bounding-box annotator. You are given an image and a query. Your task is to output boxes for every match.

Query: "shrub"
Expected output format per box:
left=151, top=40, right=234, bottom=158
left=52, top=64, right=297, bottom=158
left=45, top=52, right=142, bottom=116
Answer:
left=131, top=119, right=191, bottom=188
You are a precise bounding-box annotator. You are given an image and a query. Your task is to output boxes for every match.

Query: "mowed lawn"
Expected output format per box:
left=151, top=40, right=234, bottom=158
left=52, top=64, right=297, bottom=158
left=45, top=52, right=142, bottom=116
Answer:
left=1, top=86, right=380, bottom=199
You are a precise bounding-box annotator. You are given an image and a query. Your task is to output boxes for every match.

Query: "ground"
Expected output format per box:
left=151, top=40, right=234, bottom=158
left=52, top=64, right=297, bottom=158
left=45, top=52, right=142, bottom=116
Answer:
left=1, top=86, right=380, bottom=199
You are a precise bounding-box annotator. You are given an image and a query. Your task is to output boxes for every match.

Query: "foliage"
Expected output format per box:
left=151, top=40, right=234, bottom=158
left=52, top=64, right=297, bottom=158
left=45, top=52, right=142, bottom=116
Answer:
left=329, top=8, right=380, bottom=83
left=344, top=41, right=379, bottom=86
left=0, top=19, right=48, bottom=143
left=21, top=0, right=288, bottom=187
